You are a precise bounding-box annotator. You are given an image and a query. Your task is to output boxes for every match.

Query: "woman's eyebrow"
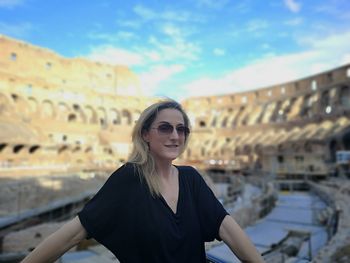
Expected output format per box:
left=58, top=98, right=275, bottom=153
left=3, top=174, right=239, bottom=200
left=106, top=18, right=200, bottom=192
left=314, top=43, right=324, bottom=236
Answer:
left=156, top=121, right=185, bottom=126
left=157, top=121, right=170, bottom=124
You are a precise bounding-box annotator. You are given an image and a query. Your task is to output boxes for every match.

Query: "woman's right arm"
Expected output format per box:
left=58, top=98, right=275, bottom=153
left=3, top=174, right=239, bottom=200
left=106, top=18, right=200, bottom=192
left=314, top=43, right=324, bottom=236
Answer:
left=21, top=216, right=87, bottom=263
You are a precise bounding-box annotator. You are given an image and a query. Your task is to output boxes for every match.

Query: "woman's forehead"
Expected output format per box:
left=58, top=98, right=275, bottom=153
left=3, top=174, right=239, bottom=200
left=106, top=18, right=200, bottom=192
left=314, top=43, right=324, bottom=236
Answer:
left=154, top=108, right=184, bottom=123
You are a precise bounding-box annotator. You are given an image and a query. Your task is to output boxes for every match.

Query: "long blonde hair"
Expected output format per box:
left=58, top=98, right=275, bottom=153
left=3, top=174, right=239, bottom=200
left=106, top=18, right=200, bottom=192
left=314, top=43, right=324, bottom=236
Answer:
left=127, top=100, right=190, bottom=196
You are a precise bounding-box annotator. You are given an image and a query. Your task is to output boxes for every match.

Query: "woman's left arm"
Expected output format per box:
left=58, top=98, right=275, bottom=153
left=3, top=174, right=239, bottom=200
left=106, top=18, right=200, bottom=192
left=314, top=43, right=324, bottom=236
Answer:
left=219, top=215, right=265, bottom=263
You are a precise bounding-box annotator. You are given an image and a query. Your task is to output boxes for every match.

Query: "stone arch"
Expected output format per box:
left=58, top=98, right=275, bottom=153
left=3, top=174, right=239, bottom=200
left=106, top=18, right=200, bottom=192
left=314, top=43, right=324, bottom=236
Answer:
left=57, top=102, right=71, bottom=121
left=304, top=141, right=313, bottom=153
left=221, top=116, right=229, bottom=127
left=58, top=145, right=70, bottom=154
left=27, top=97, right=39, bottom=115
left=29, top=145, right=40, bottom=154
left=339, top=85, right=350, bottom=107
left=10, top=93, right=30, bottom=116
left=85, top=105, right=98, bottom=124
left=0, top=92, right=12, bottom=115
left=254, top=144, right=263, bottom=155
left=13, top=144, right=25, bottom=154
left=41, top=100, right=55, bottom=119
left=235, top=147, right=241, bottom=155
left=270, top=101, right=282, bottom=122
left=121, top=109, right=132, bottom=125
left=197, top=119, right=207, bottom=128
left=329, top=139, right=338, bottom=163
left=97, top=107, right=107, bottom=127
left=232, top=106, right=245, bottom=127
left=85, top=146, right=93, bottom=153
left=342, top=129, right=350, bottom=150
left=72, top=104, right=87, bottom=123
left=0, top=143, right=7, bottom=153
left=242, top=145, right=252, bottom=155
left=109, top=108, right=121, bottom=125
left=320, top=90, right=331, bottom=113
left=300, top=94, right=313, bottom=118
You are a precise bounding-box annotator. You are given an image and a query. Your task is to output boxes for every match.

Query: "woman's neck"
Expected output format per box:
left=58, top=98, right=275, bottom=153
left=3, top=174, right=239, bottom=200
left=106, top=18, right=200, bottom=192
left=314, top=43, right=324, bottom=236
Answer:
left=155, top=160, right=174, bottom=180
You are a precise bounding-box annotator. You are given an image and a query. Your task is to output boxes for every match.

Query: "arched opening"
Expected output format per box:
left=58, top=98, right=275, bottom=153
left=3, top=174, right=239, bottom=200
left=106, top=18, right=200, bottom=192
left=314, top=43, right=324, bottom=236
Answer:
left=28, top=97, right=39, bottom=115
left=68, top=113, right=77, bottom=122
left=121, top=109, right=132, bottom=125
left=13, top=144, right=25, bottom=153
left=300, top=94, right=313, bottom=118
left=342, top=130, right=350, bottom=150
left=42, top=100, right=55, bottom=119
left=0, top=143, right=7, bottom=152
left=58, top=103, right=70, bottom=121
left=58, top=145, right=69, bottom=154
left=320, top=90, right=331, bottom=114
left=97, top=107, right=107, bottom=127
left=339, top=85, right=350, bottom=107
left=0, top=93, right=11, bottom=114
left=85, top=106, right=98, bottom=124
left=110, top=108, right=121, bottom=125
left=29, top=145, right=40, bottom=153
left=329, top=140, right=337, bottom=163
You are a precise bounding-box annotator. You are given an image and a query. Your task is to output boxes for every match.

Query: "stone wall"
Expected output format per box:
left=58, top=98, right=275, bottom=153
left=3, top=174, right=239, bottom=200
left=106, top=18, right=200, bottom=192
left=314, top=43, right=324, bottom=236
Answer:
left=309, top=180, right=350, bottom=262
left=0, top=172, right=108, bottom=217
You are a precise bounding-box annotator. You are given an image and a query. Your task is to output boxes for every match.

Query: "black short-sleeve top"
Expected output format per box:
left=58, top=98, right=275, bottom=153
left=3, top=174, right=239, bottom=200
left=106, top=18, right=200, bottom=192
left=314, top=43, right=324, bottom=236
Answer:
left=78, top=163, right=228, bottom=263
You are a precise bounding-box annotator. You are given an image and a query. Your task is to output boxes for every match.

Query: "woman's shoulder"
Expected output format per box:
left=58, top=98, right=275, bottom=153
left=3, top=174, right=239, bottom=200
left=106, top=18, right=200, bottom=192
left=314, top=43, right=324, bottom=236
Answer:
left=108, top=162, right=138, bottom=182
left=177, top=165, right=202, bottom=181
left=177, top=165, right=197, bottom=173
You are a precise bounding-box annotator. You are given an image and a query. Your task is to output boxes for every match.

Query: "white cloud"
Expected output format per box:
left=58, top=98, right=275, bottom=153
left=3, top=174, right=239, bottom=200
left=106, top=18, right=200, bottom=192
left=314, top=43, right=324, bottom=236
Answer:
left=213, top=48, right=225, bottom=56
left=133, top=5, right=156, bottom=20
left=139, top=64, right=185, bottom=95
left=133, top=4, right=205, bottom=23
left=86, top=45, right=143, bottom=66
left=88, top=31, right=137, bottom=42
left=284, top=0, right=301, bottom=13
left=0, top=0, right=23, bottom=8
left=147, top=35, right=201, bottom=62
left=179, top=30, right=350, bottom=99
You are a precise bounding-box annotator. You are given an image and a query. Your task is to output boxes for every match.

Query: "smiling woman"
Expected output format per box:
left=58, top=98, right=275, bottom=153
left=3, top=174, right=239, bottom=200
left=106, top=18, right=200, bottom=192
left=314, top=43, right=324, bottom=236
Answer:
left=21, top=100, right=264, bottom=263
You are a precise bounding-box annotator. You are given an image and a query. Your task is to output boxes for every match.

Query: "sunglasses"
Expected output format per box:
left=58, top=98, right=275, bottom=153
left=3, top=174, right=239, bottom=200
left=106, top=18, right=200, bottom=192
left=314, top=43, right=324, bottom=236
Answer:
left=151, top=123, right=190, bottom=137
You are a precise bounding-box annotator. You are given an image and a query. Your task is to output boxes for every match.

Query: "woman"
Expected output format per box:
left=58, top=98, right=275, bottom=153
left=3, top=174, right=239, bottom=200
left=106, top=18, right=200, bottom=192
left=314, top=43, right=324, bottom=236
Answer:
left=21, top=100, right=264, bottom=263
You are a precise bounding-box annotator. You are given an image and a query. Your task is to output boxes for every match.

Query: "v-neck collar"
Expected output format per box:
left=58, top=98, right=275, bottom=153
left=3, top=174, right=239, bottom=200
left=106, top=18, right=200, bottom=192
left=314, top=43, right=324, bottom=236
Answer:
left=159, top=166, right=182, bottom=216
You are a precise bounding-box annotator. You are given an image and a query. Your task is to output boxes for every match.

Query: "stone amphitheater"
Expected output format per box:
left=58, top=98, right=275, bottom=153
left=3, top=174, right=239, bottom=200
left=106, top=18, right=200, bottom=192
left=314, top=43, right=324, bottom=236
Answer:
left=0, top=34, right=349, bottom=262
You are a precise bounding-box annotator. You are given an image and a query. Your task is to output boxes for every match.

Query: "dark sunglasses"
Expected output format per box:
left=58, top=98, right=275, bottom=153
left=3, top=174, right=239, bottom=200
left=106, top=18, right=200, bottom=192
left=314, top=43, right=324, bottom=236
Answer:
left=151, top=123, right=190, bottom=137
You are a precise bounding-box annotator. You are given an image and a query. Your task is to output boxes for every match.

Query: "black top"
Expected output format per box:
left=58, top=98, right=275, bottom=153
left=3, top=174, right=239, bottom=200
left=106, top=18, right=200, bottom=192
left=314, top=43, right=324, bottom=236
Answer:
left=78, top=163, right=228, bottom=263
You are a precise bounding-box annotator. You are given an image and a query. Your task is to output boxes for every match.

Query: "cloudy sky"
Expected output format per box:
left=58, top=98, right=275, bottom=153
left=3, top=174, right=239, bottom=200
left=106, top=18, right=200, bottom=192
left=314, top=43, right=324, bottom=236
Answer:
left=1, top=0, right=350, bottom=100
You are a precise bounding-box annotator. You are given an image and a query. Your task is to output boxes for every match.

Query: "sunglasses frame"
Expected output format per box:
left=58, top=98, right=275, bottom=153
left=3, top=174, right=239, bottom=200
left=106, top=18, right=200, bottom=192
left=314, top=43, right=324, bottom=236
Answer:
left=151, top=123, right=190, bottom=137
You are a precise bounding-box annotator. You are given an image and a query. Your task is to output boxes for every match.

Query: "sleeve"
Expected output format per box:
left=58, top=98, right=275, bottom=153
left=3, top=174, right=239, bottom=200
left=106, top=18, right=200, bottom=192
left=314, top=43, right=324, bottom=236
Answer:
left=77, top=164, right=133, bottom=242
left=191, top=167, right=229, bottom=242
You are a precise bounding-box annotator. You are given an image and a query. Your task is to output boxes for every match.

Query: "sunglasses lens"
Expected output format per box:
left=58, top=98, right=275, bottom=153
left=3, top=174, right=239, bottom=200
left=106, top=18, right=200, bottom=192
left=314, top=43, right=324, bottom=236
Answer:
left=158, top=123, right=173, bottom=134
left=176, top=126, right=189, bottom=136
left=156, top=124, right=190, bottom=136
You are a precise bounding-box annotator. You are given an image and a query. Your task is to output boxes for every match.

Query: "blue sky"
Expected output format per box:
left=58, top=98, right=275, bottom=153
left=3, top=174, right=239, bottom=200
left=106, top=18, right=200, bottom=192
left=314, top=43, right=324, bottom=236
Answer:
left=1, top=0, right=350, bottom=100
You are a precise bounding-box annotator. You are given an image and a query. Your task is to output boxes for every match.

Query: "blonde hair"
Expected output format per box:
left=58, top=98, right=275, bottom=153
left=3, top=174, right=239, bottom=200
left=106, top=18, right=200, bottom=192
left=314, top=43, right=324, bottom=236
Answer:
left=127, top=100, right=190, bottom=196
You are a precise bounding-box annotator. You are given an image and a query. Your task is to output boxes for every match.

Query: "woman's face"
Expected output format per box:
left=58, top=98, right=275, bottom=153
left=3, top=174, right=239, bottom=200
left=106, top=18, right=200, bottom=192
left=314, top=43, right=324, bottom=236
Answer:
left=143, top=108, right=188, bottom=163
